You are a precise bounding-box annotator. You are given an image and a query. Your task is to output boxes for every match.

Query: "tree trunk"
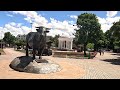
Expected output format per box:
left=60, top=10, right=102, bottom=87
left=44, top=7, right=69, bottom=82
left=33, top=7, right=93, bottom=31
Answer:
left=94, top=44, right=97, bottom=51
left=112, top=44, right=114, bottom=51
left=84, top=43, right=87, bottom=56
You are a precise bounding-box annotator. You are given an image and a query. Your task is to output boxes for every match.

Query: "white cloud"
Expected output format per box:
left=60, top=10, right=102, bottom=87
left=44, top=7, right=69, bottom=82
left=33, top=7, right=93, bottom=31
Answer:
left=0, top=22, right=31, bottom=39
left=97, top=16, right=107, bottom=24
left=24, top=17, right=33, bottom=23
left=47, top=29, right=75, bottom=38
left=97, top=11, right=120, bottom=32
left=106, top=11, right=118, bottom=18
left=68, top=20, right=76, bottom=25
left=67, top=12, right=120, bottom=33
left=10, top=22, right=16, bottom=26
left=10, top=11, right=78, bottom=38
left=47, top=29, right=63, bottom=37
left=69, top=15, right=78, bottom=19
left=12, top=11, right=48, bottom=25
left=12, top=11, right=28, bottom=16
left=8, top=11, right=120, bottom=37
left=21, top=26, right=31, bottom=34
left=6, top=14, right=13, bottom=17
left=0, top=27, right=5, bottom=39
left=97, top=16, right=113, bottom=32
left=106, top=16, right=120, bottom=24
left=101, top=24, right=112, bottom=33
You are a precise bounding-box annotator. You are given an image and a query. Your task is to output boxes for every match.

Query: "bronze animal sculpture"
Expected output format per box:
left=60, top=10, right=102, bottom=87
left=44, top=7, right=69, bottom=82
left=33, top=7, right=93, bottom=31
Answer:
left=26, top=26, right=49, bottom=59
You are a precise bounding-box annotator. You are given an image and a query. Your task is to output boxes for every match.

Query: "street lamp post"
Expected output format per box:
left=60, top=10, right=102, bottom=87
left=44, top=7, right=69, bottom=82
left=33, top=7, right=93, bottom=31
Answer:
left=30, top=23, right=33, bottom=32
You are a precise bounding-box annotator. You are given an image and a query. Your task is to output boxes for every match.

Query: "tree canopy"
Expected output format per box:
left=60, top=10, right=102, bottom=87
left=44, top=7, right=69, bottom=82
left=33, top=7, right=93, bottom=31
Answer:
left=105, top=20, right=120, bottom=51
left=75, top=13, right=101, bottom=55
left=110, top=20, right=120, bottom=39
left=3, top=32, right=16, bottom=46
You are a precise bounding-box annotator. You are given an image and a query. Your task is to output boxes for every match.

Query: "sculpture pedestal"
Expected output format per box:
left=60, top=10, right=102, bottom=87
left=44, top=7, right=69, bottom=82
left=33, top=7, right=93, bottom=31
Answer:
left=9, top=56, right=61, bottom=74
left=35, top=58, right=49, bottom=63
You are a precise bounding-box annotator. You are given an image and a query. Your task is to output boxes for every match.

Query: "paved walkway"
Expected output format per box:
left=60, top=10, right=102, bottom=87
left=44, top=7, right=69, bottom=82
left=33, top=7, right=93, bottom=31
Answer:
left=78, top=51, right=120, bottom=79
left=0, top=48, right=120, bottom=79
left=0, top=48, right=85, bottom=79
left=46, top=51, right=120, bottom=79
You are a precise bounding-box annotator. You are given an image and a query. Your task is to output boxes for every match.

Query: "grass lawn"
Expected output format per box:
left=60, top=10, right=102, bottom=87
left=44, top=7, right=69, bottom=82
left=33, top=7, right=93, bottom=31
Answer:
left=0, top=48, right=6, bottom=55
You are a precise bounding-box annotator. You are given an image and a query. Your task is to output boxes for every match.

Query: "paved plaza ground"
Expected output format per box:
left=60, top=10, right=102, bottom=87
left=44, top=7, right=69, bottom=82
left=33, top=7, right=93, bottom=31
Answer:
left=0, top=48, right=120, bottom=79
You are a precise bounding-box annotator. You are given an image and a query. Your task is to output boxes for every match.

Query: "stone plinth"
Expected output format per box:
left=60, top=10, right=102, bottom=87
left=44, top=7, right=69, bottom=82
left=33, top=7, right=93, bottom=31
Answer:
left=9, top=56, right=61, bottom=74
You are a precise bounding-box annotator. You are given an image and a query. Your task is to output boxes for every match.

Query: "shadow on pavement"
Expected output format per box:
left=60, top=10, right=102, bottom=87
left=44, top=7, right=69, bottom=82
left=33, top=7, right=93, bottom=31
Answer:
left=103, top=57, right=120, bottom=65
left=111, top=53, right=120, bottom=56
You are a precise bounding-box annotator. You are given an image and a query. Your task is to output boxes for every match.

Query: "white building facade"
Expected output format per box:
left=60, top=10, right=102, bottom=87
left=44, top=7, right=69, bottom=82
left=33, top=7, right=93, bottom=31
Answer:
left=58, top=36, right=73, bottom=50
left=16, top=34, right=26, bottom=40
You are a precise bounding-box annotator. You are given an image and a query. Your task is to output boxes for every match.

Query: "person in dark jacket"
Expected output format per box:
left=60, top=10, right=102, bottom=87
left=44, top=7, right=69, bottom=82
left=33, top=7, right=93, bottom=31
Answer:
left=99, top=49, right=102, bottom=56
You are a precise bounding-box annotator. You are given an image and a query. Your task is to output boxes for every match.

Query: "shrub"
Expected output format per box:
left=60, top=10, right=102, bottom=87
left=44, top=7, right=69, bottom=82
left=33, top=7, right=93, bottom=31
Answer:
left=87, top=43, right=94, bottom=50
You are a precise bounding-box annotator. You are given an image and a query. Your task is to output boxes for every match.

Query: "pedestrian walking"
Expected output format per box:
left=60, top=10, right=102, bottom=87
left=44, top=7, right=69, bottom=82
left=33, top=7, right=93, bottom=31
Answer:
left=102, top=49, right=104, bottom=55
left=99, top=49, right=101, bottom=56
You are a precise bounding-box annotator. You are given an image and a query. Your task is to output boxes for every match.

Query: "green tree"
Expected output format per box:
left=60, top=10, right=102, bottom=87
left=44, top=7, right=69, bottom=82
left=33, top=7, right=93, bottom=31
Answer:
left=75, top=13, right=101, bottom=55
left=89, top=29, right=103, bottom=51
left=97, top=40, right=104, bottom=48
left=110, top=20, right=120, bottom=39
left=87, top=43, right=94, bottom=50
left=3, top=32, right=16, bottom=47
left=14, top=39, right=26, bottom=50
left=52, top=34, right=60, bottom=47
left=104, top=20, right=120, bottom=51
left=109, top=20, right=120, bottom=49
left=104, top=30, right=114, bottom=50
left=114, top=40, right=120, bottom=48
left=15, top=39, right=26, bottom=46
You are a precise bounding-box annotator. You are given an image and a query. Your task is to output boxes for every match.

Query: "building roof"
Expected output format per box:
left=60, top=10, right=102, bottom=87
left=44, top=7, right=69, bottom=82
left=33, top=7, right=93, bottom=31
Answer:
left=58, top=36, right=73, bottom=41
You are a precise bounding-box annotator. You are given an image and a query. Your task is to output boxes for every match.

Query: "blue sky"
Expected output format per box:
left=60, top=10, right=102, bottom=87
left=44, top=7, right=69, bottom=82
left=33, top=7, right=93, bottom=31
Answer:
left=0, top=11, right=120, bottom=39
left=0, top=11, right=106, bottom=26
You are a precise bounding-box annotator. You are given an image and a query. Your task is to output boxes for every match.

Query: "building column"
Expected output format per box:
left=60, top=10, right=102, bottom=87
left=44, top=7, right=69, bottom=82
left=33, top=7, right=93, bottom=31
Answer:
left=70, top=40, right=73, bottom=50
left=68, top=41, right=70, bottom=50
left=62, top=40, right=64, bottom=49
left=70, top=41, right=72, bottom=50
left=69, top=41, right=71, bottom=50
left=59, top=40, right=61, bottom=49
left=68, top=41, right=69, bottom=50
left=66, top=41, right=68, bottom=49
left=63, top=41, right=64, bottom=49
left=68, top=41, right=70, bottom=49
left=60, top=40, right=62, bottom=49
